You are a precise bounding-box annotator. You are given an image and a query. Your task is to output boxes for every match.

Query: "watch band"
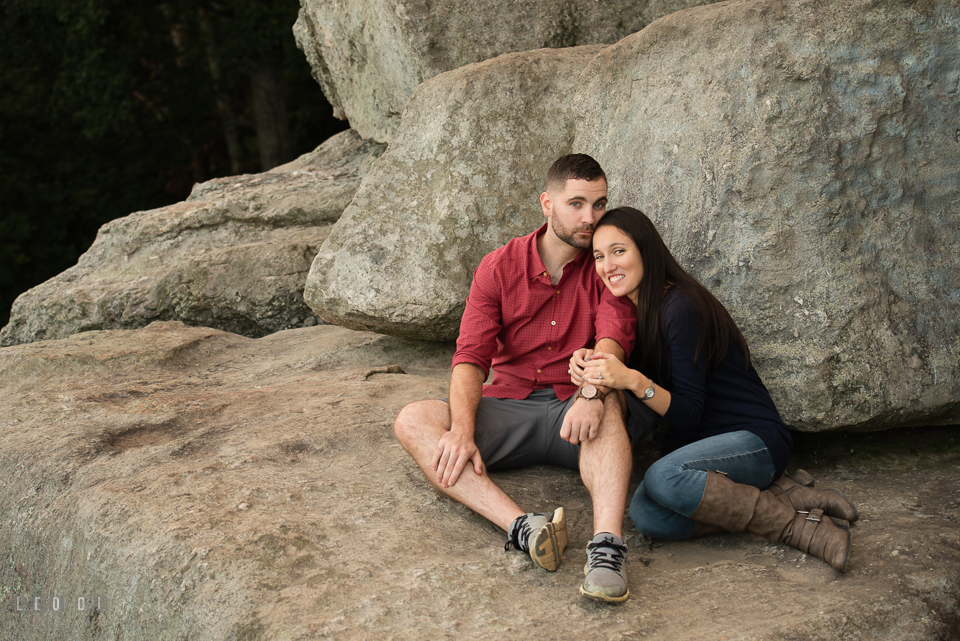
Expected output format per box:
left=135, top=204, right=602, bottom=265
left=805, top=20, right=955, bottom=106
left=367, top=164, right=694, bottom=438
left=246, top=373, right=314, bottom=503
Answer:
left=576, top=385, right=606, bottom=401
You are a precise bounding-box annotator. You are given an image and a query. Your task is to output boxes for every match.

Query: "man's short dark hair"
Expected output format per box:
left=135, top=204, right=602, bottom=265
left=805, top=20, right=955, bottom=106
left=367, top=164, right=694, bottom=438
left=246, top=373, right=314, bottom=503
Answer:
left=546, top=154, right=606, bottom=190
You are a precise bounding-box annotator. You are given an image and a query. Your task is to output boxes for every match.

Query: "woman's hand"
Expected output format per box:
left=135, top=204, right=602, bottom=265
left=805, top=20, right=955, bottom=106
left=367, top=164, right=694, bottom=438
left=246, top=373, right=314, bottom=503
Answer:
left=568, top=348, right=595, bottom=385
left=580, top=352, right=638, bottom=391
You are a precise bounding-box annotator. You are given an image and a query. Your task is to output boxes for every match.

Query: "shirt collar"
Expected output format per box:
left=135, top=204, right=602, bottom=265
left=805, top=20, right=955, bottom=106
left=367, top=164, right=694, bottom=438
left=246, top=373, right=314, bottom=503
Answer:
left=527, top=223, right=589, bottom=281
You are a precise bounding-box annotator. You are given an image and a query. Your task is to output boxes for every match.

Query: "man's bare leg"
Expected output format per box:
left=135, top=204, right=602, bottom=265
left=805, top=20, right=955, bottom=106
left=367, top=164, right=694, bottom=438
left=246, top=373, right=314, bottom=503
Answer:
left=579, top=393, right=631, bottom=537
left=578, top=393, right=632, bottom=602
left=393, top=399, right=524, bottom=531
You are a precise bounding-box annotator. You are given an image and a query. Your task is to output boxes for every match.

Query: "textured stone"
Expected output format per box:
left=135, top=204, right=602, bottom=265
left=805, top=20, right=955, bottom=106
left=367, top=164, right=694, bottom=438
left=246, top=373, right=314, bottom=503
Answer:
left=0, top=130, right=386, bottom=347
left=307, top=0, right=960, bottom=431
left=293, top=0, right=710, bottom=142
left=303, top=46, right=605, bottom=340
left=1, top=322, right=958, bottom=639
left=572, top=0, right=960, bottom=430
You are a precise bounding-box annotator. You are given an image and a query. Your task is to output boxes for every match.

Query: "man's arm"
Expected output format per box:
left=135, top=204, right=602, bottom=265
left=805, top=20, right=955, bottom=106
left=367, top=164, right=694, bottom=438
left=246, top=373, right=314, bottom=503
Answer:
left=432, top=362, right=487, bottom=489
left=560, top=337, right=628, bottom=444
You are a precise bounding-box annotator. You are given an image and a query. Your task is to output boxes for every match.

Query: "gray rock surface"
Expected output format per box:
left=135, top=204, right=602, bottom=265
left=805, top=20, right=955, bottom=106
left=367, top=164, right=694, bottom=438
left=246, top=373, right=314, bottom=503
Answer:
left=293, top=0, right=710, bottom=142
left=304, top=46, right=605, bottom=340
left=1, top=322, right=958, bottom=640
left=0, top=130, right=385, bottom=347
left=573, top=0, right=960, bottom=431
left=306, top=0, right=960, bottom=431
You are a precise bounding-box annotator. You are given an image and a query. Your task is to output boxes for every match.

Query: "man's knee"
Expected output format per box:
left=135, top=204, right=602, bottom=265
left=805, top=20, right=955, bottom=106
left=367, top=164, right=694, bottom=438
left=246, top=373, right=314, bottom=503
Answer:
left=393, top=399, right=447, bottom=446
left=393, top=401, right=421, bottom=444
left=595, top=392, right=628, bottom=441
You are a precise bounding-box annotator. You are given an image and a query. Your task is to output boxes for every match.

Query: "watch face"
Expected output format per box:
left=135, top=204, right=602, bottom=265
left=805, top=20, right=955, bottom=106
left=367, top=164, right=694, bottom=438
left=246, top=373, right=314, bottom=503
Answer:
left=581, top=385, right=598, bottom=398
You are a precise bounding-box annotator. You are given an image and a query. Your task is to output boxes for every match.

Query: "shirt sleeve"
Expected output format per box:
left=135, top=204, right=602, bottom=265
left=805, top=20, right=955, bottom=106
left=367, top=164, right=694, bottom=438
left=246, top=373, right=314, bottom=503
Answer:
left=451, top=255, right=502, bottom=377
left=594, top=282, right=636, bottom=359
left=661, top=295, right=707, bottom=428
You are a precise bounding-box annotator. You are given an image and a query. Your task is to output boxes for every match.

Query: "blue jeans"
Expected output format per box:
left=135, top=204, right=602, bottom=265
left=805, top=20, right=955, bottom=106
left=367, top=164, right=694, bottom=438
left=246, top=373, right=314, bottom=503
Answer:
left=629, top=431, right=777, bottom=539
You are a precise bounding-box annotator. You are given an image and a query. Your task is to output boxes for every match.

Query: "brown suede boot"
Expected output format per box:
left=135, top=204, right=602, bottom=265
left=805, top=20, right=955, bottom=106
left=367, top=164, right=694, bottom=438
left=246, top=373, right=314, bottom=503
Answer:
left=691, top=471, right=851, bottom=572
left=766, top=469, right=859, bottom=523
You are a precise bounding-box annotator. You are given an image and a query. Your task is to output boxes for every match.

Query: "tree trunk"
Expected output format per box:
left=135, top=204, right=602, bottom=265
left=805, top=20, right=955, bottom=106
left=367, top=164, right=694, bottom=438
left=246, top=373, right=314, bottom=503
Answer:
left=250, top=57, right=291, bottom=171
left=198, top=9, right=242, bottom=175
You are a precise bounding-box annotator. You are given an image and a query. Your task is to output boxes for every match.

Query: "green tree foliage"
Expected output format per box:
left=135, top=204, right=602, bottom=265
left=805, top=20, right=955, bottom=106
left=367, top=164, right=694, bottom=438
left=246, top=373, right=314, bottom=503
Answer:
left=0, top=0, right=347, bottom=328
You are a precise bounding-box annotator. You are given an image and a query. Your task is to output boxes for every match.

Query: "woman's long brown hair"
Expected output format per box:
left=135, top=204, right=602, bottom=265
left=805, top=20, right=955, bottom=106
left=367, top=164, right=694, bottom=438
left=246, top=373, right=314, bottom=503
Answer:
left=594, top=207, right=750, bottom=385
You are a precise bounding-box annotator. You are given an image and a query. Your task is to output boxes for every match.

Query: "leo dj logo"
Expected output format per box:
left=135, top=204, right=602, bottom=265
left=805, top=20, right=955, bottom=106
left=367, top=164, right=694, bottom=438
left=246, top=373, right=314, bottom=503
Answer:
left=10, top=595, right=106, bottom=613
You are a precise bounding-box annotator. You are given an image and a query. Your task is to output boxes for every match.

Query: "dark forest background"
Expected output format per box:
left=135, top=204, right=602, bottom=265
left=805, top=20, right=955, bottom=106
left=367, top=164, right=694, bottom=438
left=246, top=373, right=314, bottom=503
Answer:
left=0, top=0, right=349, bottom=328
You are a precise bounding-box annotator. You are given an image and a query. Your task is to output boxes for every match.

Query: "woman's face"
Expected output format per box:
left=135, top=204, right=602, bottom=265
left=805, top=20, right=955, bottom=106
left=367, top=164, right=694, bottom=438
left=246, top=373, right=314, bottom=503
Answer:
left=593, top=225, right=643, bottom=304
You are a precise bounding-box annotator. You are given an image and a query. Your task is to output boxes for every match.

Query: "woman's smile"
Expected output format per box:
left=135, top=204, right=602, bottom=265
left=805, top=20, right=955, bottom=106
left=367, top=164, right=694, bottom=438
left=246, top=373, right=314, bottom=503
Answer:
left=593, top=225, right=643, bottom=305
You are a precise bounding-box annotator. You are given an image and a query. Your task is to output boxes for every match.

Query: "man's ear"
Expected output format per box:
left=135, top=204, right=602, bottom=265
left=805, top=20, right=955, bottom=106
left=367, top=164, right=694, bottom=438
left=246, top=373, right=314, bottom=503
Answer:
left=540, top=191, right=552, bottom=218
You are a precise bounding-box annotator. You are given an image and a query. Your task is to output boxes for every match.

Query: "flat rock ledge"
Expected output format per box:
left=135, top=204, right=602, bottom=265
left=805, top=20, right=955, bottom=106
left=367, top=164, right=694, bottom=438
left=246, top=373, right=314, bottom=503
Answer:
left=0, top=130, right=386, bottom=347
left=1, top=322, right=958, bottom=640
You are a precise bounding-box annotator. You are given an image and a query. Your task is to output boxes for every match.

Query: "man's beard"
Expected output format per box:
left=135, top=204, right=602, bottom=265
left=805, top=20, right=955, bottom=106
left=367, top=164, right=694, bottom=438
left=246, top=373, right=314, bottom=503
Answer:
left=552, top=217, right=593, bottom=249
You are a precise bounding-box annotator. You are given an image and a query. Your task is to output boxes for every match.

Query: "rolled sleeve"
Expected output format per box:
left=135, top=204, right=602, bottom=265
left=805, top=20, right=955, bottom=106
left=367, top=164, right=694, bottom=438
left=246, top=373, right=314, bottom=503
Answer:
left=595, top=285, right=636, bottom=360
left=452, top=258, right=502, bottom=378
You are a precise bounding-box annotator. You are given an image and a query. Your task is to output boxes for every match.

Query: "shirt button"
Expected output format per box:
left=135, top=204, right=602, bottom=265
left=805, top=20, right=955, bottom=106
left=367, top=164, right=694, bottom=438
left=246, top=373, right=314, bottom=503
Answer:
left=546, top=346, right=552, bottom=351
left=551, top=321, right=556, bottom=325
left=537, top=369, right=542, bottom=373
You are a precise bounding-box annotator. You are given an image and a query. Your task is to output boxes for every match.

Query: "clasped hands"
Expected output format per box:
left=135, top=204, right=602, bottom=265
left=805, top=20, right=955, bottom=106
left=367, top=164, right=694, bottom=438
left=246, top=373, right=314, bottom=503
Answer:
left=557, top=347, right=626, bottom=446
left=568, top=347, right=631, bottom=390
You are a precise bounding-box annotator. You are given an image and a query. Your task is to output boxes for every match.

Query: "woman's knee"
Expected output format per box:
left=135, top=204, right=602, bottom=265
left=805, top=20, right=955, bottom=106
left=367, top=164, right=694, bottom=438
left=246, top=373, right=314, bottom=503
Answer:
left=629, top=483, right=691, bottom=539
left=629, top=484, right=656, bottom=533
left=642, top=457, right=691, bottom=508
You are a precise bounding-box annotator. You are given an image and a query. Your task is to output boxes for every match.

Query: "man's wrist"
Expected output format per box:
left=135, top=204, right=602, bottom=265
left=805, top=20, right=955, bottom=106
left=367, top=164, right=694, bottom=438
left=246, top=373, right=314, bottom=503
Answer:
left=575, top=384, right=607, bottom=402
left=448, top=421, right=476, bottom=439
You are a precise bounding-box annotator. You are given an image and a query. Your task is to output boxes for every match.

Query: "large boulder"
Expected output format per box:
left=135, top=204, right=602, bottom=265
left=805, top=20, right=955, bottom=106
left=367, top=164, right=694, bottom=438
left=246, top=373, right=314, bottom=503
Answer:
left=572, top=0, right=960, bottom=430
left=293, top=0, right=711, bottom=142
left=306, top=0, right=960, bottom=431
left=304, top=46, right=606, bottom=340
left=0, top=130, right=386, bottom=347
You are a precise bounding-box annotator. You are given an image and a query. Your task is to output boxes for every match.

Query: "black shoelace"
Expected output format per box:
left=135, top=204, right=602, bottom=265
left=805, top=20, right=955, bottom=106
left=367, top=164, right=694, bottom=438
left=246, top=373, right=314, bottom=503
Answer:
left=586, top=537, right=626, bottom=571
left=503, top=515, right=532, bottom=552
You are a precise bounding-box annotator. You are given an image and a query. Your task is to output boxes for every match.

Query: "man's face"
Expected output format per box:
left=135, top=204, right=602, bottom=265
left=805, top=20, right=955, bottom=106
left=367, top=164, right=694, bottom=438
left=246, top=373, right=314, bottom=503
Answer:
left=540, top=178, right=608, bottom=249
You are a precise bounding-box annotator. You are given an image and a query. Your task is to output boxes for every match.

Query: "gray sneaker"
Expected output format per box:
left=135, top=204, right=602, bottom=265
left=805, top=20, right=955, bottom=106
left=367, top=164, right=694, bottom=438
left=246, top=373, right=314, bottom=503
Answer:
left=504, top=508, right=567, bottom=571
left=580, top=532, right=629, bottom=602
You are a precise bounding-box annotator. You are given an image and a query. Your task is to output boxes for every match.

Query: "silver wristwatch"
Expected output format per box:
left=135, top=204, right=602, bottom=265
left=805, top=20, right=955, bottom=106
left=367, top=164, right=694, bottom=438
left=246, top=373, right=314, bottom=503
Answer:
left=641, top=383, right=655, bottom=400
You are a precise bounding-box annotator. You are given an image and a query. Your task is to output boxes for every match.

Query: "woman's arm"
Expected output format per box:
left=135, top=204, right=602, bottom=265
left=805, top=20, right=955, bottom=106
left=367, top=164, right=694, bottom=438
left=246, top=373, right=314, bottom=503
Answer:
left=656, top=294, right=709, bottom=428
left=579, top=352, right=672, bottom=417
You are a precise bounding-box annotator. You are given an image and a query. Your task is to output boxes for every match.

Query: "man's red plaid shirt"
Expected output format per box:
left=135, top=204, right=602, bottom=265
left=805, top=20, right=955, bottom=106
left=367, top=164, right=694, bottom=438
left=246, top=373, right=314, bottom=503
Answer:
left=452, top=224, right=636, bottom=401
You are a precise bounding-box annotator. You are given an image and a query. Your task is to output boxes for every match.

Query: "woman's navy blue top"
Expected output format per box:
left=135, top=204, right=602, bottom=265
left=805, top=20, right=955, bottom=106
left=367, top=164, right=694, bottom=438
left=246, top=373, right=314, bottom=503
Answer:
left=629, top=289, right=793, bottom=476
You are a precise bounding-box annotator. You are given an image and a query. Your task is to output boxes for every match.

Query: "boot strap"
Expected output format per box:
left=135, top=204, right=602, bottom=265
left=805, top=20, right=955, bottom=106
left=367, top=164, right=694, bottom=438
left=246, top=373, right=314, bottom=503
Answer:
left=793, top=508, right=825, bottom=552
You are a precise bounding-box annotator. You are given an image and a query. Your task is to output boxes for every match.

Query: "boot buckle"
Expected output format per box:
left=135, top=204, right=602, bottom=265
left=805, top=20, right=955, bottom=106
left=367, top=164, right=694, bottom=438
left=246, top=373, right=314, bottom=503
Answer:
left=799, top=509, right=822, bottom=523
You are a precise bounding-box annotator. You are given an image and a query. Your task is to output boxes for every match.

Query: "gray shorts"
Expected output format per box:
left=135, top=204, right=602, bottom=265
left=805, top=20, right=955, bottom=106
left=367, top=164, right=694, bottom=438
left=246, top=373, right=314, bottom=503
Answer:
left=473, top=389, right=581, bottom=471
left=466, top=388, right=654, bottom=472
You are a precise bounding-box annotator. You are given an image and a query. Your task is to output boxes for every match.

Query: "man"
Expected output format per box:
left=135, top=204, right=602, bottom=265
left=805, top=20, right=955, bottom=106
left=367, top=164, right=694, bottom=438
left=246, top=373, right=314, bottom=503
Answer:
left=393, top=154, right=642, bottom=602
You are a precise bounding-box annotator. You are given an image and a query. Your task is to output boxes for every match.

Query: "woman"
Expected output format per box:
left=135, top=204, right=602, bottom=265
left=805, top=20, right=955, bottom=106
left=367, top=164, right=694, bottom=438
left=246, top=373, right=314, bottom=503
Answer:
left=570, top=207, right=857, bottom=572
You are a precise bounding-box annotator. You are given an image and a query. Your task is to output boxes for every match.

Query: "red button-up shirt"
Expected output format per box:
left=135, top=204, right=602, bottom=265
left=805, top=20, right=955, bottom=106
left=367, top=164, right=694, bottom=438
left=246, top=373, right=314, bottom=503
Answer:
left=452, top=224, right=636, bottom=401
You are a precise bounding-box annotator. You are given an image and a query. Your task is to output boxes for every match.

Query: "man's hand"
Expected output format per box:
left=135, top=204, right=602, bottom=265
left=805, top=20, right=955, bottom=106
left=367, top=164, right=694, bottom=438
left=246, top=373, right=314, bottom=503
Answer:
left=560, top=397, right=604, bottom=444
left=568, top=348, right=595, bottom=385
left=432, top=429, right=484, bottom=488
